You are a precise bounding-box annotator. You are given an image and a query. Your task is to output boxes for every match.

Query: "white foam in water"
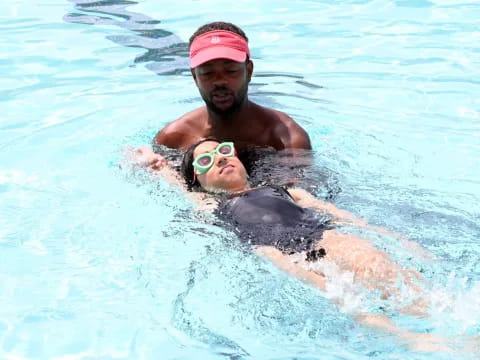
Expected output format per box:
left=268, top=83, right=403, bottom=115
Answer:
left=429, top=273, right=480, bottom=335
left=293, top=256, right=369, bottom=314
left=296, top=254, right=451, bottom=317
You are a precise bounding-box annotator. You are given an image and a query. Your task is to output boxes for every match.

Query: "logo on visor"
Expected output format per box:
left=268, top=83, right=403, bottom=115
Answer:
left=210, top=35, right=221, bottom=44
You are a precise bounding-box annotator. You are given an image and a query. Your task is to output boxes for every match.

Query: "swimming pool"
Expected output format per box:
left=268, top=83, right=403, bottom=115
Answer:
left=1, top=0, right=479, bottom=358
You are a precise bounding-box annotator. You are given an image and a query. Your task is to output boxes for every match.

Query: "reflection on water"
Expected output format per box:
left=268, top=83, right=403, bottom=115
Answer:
left=63, top=1, right=326, bottom=91
left=64, top=0, right=189, bottom=74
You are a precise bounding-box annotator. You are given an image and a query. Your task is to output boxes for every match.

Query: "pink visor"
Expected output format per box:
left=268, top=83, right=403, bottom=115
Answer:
left=189, top=30, right=250, bottom=68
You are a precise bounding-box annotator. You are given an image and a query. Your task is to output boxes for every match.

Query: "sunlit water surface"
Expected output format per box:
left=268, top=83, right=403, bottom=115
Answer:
left=1, top=0, right=479, bottom=359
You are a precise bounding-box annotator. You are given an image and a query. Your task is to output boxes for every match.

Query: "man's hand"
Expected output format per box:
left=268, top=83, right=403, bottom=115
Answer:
left=131, top=146, right=168, bottom=170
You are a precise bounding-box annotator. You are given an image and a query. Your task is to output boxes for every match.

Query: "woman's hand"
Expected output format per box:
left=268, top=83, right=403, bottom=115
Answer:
left=131, top=146, right=168, bottom=170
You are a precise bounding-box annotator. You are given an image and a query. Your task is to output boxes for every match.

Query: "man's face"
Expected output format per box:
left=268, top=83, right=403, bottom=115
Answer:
left=191, top=59, right=253, bottom=117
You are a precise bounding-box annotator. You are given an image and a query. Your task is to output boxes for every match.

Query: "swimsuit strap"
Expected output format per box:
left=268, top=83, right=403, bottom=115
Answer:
left=262, top=184, right=295, bottom=201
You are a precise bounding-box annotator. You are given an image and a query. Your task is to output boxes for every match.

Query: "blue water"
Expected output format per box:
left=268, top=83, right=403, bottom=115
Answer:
left=1, top=0, right=479, bottom=359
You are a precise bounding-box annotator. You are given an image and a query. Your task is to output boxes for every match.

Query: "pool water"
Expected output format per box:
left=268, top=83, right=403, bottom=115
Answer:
left=1, top=0, right=479, bottom=359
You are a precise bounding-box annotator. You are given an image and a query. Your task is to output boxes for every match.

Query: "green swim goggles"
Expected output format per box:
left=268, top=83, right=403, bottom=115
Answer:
left=193, top=142, right=236, bottom=175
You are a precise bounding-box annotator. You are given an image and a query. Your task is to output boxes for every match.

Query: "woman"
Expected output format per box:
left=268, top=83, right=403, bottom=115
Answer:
left=135, top=138, right=464, bottom=352
left=180, top=139, right=422, bottom=300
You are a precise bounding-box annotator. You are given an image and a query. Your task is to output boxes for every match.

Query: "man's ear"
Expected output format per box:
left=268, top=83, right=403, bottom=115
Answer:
left=246, top=60, right=253, bottom=82
left=191, top=68, right=198, bottom=84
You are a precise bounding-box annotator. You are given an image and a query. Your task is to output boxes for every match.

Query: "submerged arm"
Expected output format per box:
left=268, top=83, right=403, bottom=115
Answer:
left=287, top=188, right=366, bottom=226
left=287, top=188, right=435, bottom=260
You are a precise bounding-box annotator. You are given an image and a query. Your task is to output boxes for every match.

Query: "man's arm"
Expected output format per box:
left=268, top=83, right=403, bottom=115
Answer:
left=153, top=108, right=206, bottom=149
left=153, top=121, right=200, bottom=149
left=284, top=122, right=312, bottom=149
left=273, top=113, right=312, bottom=150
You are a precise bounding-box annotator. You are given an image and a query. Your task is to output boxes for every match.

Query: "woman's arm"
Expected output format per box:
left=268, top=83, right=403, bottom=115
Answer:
left=287, top=188, right=366, bottom=226
left=287, top=188, right=435, bottom=260
left=126, top=146, right=218, bottom=212
left=131, top=146, right=170, bottom=170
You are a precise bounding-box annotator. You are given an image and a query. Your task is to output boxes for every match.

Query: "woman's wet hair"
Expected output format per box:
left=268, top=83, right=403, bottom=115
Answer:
left=180, top=137, right=222, bottom=190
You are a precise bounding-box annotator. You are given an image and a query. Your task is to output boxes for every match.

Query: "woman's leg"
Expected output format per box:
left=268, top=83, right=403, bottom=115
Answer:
left=317, top=230, right=427, bottom=313
left=255, top=246, right=326, bottom=291
left=255, top=245, right=454, bottom=351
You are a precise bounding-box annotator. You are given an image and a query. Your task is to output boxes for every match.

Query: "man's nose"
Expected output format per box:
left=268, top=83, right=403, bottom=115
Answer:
left=213, top=72, right=227, bottom=85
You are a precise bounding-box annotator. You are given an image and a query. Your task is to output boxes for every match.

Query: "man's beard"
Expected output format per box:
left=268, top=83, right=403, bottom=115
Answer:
left=202, top=85, right=248, bottom=118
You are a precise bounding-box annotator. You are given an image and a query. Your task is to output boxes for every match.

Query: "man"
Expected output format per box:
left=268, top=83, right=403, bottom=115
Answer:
left=136, top=21, right=311, bottom=169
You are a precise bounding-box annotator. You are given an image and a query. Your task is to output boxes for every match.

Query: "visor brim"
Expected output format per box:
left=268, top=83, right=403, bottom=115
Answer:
left=190, top=47, right=247, bottom=68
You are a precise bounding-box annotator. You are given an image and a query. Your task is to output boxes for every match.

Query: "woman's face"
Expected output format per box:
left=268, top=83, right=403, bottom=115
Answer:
left=193, top=141, right=248, bottom=192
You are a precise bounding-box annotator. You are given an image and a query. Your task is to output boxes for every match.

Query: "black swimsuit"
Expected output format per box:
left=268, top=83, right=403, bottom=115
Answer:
left=215, top=186, right=333, bottom=257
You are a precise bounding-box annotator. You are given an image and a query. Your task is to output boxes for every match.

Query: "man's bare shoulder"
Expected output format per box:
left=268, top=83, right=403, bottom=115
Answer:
left=153, top=107, right=208, bottom=149
left=254, top=104, right=295, bottom=126
left=255, top=104, right=312, bottom=150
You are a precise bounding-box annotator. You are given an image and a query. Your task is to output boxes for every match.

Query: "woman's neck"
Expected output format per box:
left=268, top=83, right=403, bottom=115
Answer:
left=228, top=182, right=251, bottom=194
left=204, top=182, right=250, bottom=195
